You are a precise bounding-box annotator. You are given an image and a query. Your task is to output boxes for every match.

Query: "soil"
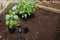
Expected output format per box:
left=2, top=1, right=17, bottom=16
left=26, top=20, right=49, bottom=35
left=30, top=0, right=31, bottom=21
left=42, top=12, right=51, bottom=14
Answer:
left=0, top=3, right=60, bottom=40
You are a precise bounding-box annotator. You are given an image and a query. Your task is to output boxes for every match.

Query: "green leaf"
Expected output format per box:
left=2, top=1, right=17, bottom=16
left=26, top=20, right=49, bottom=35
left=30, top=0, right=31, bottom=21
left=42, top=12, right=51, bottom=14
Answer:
left=5, top=15, right=10, bottom=21
left=10, top=14, right=13, bottom=19
left=14, top=15, right=19, bottom=20
left=8, top=10, right=13, bottom=15
left=12, top=11, right=16, bottom=15
left=6, top=21, right=9, bottom=26
left=9, top=20, right=14, bottom=28
left=9, top=26, right=13, bottom=29
left=12, top=5, right=17, bottom=11
left=28, top=12, right=31, bottom=16
left=14, top=20, right=18, bottom=25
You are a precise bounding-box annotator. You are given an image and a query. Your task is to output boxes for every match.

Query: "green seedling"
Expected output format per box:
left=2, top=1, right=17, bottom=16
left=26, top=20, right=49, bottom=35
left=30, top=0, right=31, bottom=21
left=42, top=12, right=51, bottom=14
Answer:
left=5, top=10, right=19, bottom=29
left=18, top=0, right=37, bottom=18
left=12, top=0, right=37, bottom=18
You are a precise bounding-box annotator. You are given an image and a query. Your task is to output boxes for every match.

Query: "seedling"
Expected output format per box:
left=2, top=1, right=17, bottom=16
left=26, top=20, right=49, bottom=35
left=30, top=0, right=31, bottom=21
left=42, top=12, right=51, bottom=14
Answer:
left=18, top=0, right=37, bottom=18
left=5, top=9, right=19, bottom=33
left=12, top=0, right=37, bottom=18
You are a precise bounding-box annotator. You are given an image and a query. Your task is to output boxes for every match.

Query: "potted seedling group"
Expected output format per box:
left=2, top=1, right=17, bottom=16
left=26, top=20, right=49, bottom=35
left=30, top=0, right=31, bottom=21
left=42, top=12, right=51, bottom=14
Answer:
left=5, top=0, right=37, bottom=33
left=5, top=10, right=19, bottom=33
left=12, top=0, right=37, bottom=19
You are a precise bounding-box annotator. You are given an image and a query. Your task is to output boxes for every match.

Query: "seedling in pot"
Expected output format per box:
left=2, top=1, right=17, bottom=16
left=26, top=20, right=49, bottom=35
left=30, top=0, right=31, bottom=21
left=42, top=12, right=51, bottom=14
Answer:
left=5, top=10, right=19, bottom=33
left=18, top=0, right=37, bottom=18
left=12, top=0, right=37, bottom=19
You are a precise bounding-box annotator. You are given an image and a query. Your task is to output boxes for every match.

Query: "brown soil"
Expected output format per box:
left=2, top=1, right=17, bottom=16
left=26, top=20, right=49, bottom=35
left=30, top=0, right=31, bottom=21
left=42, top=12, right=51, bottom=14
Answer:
left=0, top=3, right=60, bottom=40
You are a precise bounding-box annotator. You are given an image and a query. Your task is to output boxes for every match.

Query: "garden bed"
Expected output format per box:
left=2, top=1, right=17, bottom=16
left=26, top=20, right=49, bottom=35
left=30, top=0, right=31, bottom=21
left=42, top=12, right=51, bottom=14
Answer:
left=0, top=3, right=60, bottom=40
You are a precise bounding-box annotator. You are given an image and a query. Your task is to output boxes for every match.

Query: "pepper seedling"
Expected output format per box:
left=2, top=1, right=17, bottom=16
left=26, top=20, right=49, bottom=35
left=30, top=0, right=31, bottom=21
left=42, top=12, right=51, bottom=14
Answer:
left=5, top=9, right=19, bottom=33
left=12, top=0, right=37, bottom=18
left=18, top=0, right=37, bottom=18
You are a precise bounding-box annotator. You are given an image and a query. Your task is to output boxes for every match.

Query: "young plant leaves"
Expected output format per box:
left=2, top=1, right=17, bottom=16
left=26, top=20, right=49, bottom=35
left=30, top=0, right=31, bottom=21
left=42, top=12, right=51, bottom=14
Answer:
left=6, top=21, right=9, bottom=26
left=8, top=10, right=13, bottom=15
left=12, top=5, right=17, bottom=11
left=14, top=20, right=18, bottom=25
left=5, top=15, right=10, bottom=21
left=14, top=15, right=19, bottom=21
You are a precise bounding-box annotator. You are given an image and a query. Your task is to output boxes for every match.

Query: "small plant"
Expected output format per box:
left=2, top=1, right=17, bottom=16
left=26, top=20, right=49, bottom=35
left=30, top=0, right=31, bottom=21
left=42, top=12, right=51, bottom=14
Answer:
left=12, top=0, right=37, bottom=18
left=5, top=9, right=19, bottom=33
left=18, top=0, right=37, bottom=18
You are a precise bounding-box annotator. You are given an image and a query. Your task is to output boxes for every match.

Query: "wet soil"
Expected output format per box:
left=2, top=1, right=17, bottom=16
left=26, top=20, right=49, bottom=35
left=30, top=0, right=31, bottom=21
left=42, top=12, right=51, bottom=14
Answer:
left=0, top=3, right=60, bottom=40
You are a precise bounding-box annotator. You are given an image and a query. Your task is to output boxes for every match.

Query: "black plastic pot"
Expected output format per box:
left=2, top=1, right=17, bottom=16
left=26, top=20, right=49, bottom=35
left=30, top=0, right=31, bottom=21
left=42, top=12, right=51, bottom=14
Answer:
left=24, top=27, right=29, bottom=34
left=8, top=27, right=15, bottom=33
left=16, top=12, right=35, bottom=19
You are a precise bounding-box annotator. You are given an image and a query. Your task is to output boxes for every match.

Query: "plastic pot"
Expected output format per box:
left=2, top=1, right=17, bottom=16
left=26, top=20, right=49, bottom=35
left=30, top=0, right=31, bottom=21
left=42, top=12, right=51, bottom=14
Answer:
left=8, top=27, right=15, bottom=33
left=16, top=12, right=35, bottom=19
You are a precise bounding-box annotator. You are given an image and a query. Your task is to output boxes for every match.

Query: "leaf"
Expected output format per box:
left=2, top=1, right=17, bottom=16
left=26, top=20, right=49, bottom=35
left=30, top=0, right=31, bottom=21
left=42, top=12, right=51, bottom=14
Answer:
left=6, top=21, right=9, bottom=26
left=13, top=20, right=18, bottom=25
left=19, top=6, right=25, bottom=14
left=9, top=20, right=14, bottom=28
left=12, top=11, right=16, bottom=15
left=12, top=5, right=17, bottom=11
left=9, top=26, right=13, bottom=29
left=14, top=15, right=19, bottom=20
left=27, top=12, right=31, bottom=16
left=5, top=15, right=10, bottom=21
left=8, top=10, right=13, bottom=15
left=10, top=14, right=13, bottom=19
left=7, top=20, right=14, bottom=29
